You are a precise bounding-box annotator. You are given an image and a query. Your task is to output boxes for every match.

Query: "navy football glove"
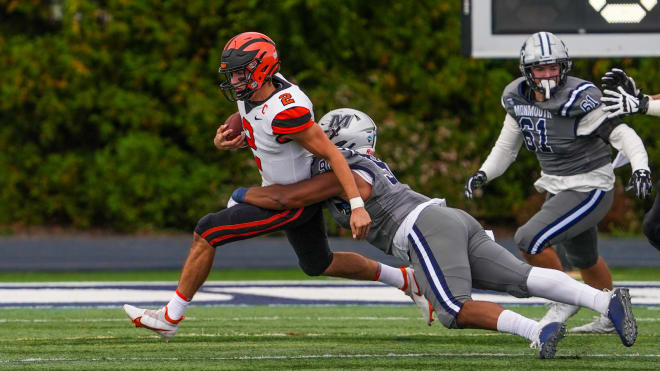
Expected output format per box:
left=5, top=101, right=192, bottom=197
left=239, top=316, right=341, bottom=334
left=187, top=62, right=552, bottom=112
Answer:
left=601, top=68, right=638, bottom=95
left=626, top=169, right=652, bottom=199
left=465, top=171, right=487, bottom=199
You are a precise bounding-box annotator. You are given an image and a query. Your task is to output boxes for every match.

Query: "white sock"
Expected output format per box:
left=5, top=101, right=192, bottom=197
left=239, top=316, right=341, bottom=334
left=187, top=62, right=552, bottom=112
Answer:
left=375, top=263, right=405, bottom=289
left=496, top=309, right=539, bottom=341
left=166, top=289, right=190, bottom=320
left=526, top=267, right=610, bottom=315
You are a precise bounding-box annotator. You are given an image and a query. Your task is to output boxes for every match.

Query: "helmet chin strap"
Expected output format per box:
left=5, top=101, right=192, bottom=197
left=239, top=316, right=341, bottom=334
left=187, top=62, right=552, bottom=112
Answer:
left=539, top=79, right=556, bottom=100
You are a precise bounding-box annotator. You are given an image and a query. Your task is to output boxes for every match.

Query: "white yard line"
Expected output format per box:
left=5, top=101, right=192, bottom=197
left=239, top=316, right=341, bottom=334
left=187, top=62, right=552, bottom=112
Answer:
left=2, top=352, right=660, bottom=364
left=1, top=281, right=659, bottom=307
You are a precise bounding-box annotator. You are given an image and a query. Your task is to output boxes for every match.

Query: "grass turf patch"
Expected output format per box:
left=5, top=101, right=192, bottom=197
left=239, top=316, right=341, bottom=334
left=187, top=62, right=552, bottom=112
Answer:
left=0, top=305, right=658, bottom=370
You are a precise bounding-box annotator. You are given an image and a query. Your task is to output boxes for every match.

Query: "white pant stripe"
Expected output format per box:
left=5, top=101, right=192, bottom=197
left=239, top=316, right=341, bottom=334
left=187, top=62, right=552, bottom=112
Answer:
left=530, top=189, right=603, bottom=254
left=409, top=229, right=462, bottom=314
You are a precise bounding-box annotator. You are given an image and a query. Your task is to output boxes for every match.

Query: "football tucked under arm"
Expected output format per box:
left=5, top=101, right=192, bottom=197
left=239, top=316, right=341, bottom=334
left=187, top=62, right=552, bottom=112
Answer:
left=215, top=112, right=245, bottom=150
left=223, top=112, right=244, bottom=141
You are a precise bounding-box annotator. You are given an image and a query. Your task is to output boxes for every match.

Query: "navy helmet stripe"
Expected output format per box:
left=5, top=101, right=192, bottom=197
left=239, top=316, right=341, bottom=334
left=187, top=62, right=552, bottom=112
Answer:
left=538, top=33, right=546, bottom=56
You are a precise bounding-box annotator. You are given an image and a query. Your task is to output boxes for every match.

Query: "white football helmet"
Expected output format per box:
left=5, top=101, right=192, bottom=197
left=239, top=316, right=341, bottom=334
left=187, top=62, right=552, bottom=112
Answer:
left=519, top=31, right=572, bottom=98
left=318, top=108, right=377, bottom=155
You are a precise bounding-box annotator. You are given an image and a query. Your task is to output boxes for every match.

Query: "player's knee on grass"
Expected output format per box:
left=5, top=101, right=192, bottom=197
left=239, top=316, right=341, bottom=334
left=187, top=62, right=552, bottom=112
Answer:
left=435, top=301, right=466, bottom=329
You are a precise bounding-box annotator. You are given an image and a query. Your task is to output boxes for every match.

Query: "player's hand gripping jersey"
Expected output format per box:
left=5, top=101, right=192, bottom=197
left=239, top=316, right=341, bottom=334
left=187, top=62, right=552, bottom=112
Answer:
left=238, top=73, right=315, bottom=186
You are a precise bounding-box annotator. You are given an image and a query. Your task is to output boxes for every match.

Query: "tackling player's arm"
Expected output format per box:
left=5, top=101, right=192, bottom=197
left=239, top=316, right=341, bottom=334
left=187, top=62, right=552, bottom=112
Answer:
left=647, top=94, right=660, bottom=117
left=243, top=171, right=373, bottom=210
left=287, top=124, right=372, bottom=239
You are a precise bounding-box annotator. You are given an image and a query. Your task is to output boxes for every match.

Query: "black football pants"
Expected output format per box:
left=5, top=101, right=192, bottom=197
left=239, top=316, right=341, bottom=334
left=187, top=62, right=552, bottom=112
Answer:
left=194, top=203, right=334, bottom=275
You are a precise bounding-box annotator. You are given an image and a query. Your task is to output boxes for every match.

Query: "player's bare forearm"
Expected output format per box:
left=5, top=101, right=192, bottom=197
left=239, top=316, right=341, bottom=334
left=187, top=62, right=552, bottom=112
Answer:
left=243, top=184, right=290, bottom=210
left=243, top=172, right=372, bottom=211
left=288, top=124, right=371, bottom=240
left=288, top=125, right=361, bottom=200
left=244, top=172, right=343, bottom=210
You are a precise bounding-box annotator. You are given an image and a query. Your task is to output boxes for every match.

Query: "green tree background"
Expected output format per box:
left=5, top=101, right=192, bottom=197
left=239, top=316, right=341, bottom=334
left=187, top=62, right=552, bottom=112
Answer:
left=1, top=0, right=658, bottom=235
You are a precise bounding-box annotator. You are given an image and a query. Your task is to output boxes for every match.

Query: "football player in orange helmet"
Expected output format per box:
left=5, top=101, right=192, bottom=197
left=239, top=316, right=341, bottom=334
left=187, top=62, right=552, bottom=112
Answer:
left=218, top=32, right=280, bottom=102
left=123, top=33, right=432, bottom=340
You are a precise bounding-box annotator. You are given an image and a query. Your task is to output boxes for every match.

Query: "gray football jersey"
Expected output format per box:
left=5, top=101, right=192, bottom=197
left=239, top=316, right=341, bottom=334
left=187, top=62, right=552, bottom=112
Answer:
left=501, top=76, right=612, bottom=176
left=311, top=150, right=429, bottom=255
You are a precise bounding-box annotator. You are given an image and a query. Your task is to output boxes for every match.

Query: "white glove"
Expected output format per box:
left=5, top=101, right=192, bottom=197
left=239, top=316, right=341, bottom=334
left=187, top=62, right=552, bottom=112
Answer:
left=600, top=68, right=649, bottom=118
left=601, top=86, right=642, bottom=118
left=627, top=169, right=653, bottom=199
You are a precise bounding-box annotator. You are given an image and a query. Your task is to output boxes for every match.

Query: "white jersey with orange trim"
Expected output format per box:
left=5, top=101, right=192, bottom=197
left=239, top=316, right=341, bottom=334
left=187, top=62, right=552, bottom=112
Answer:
left=237, top=73, right=315, bottom=186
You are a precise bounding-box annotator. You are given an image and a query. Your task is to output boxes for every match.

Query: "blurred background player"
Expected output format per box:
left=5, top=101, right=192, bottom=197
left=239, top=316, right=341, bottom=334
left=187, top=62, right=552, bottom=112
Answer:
left=600, top=68, right=660, bottom=249
left=231, top=107, right=638, bottom=359
left=123, top=32, right=433, bottom=339
left=464, top=32, right=651, bottom=334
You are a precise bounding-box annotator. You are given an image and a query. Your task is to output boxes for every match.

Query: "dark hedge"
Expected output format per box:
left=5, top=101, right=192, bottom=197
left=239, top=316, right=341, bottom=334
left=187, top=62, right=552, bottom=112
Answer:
left=1, top=0, right=658, bottom=234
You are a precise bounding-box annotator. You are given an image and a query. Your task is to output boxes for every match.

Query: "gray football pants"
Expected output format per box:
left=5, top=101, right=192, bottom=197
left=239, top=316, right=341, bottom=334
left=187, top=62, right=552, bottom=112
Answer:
left=407, top=206, right=532, bottom=329
left=514, top=189, right=613, bottom=268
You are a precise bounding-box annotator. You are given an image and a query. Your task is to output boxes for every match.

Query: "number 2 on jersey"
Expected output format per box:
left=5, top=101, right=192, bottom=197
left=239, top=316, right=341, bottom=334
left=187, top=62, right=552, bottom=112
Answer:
left=279, top=93, right=295, bottom=106
left=242, top=117, right=262, bottom=170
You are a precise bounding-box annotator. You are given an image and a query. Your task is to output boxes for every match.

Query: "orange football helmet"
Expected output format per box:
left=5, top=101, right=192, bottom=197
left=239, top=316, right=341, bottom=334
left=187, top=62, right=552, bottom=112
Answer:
left=218, top=32, right=280, bottom=102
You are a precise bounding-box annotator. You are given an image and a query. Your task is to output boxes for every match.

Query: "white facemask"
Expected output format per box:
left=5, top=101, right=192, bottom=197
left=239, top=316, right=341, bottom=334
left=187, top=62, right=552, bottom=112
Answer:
left=539, top=79, right=557, bottom=100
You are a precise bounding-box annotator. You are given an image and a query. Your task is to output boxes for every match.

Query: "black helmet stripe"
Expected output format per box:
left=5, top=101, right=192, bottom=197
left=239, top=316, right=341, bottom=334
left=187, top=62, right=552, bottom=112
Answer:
left=223, top=35, right=239, bottom=51
left=237, top=38, right=275, bottom=51
left=264, top=61, right=280, bottom=76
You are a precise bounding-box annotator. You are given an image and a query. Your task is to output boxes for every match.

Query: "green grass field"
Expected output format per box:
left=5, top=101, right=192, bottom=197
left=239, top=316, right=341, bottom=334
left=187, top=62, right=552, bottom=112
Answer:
left=1, top=268, right=659, bottom=370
